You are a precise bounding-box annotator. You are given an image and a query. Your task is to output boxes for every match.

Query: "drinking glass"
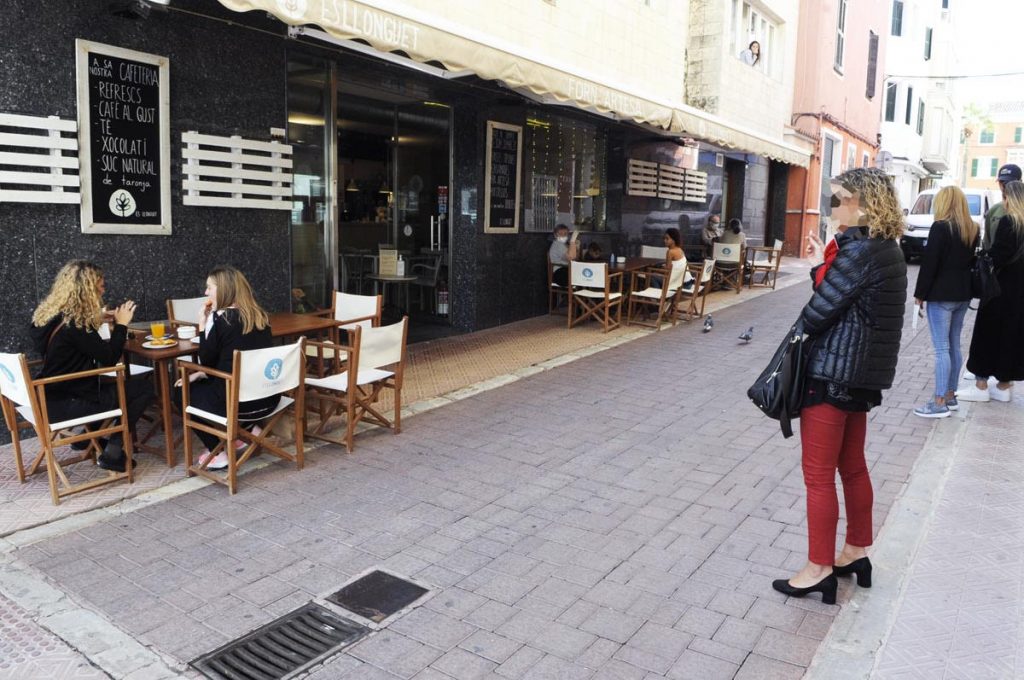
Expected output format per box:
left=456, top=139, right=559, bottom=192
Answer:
left=150, top=322, right=166, bottom=339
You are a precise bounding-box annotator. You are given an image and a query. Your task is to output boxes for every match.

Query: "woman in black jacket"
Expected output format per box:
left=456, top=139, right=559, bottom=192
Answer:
left=173, top=266, right=278, bottom=470
left=912, top=187, right=978, bottom=418
left=30, top=260, right=154, bottom=472
left=959, top=180, right=1024, bottom=402
left=772, top=168, right=907, bottom=603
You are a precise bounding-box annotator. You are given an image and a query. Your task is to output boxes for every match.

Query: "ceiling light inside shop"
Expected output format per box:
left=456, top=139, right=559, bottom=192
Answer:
left=422, top=101, right=450, bottom=108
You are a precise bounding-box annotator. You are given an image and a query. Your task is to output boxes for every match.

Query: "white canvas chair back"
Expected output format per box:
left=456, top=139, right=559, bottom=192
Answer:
left=237, top=340, right=303, bottom=402
left=773, top=238, right=783, bottom=251
left=570, top=261, right=607, bottom=289
left=641, top=245, right=667, bottom=259
left=169, top=296, right=207, bottom=324
left=712, top=242, right=741, bottom=265
left=358, top=318, right=406, bottom=371
left=0, top=353, right=31, bottom=408
left=752, top=239, right=784, bottom=263
left=699, top=258, right=716, bottom=282
left=666, top=258, right=690, bottom=290
left=333, top=291, right=379, bottom=329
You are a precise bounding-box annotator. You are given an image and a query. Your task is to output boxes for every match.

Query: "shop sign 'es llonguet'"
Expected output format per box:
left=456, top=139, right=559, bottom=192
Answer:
left=75, top=39, right=171, bottom=235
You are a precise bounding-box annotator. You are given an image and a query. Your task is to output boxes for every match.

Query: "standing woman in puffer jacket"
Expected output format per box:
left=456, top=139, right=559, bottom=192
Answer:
left=772, top=168, right=907, bottom=604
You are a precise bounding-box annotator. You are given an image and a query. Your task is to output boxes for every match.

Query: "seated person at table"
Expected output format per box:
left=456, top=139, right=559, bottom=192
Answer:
left=30, top=260, right=154, bottom=472
left=548, top=224, right=578, bottom=287
left=581, top=242, right=604, bottom=263
left=647, top=228, right=692, bottom=289
left=717, top=218, right=748, bottom=247
left=701, top=214, right=722, bottom=250
left=173, top=266, right=278, bottom=471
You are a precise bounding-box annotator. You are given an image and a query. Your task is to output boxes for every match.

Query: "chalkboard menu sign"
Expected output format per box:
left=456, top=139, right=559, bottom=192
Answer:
left=76, top=40, right=171, bottom=235
left=484, top=121, right=522, bottom=233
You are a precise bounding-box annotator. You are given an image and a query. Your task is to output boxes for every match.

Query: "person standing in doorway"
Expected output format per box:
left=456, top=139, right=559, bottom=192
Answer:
left=548, top=224, right=578, bottom=287
left=912, top=186, right=978, bottom=418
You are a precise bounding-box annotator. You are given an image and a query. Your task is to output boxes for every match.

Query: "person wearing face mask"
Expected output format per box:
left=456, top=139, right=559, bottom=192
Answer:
left=771, top=167, right=907, bottom=605
left=172, top=265, right=277, bottom=471
left=701, top=214, right=722, bottom=253
left=548, top=224, right=578, bottom=287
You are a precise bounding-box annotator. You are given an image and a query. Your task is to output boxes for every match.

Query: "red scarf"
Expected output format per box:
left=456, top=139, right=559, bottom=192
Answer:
left=814, top=238, right=839, bottom=288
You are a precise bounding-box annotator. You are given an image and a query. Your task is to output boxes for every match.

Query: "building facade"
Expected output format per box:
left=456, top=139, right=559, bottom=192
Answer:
left=1, top=0, right=811, bottom=359
left=878, top=0, right=959, bottom=209
left=963, top=101, right=1024, bottom=190
left=785, top=0, right=890, bottom=256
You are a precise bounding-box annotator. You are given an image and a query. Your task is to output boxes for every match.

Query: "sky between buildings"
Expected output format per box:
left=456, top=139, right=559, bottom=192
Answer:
left=952, top=0, right=1024, bottom=105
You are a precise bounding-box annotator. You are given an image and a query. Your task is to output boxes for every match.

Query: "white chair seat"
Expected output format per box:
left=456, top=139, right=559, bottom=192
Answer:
left=305, top=344, right=339, bottom=360
left=307, top=368, right=394, bottom=392
left=575, top=289, right=622, bottom=300
left=102, top=364, right=153, bottom=378
left=17, top=404, right=123, bottom=432
left=186, top=396, right=294, bottom=426
left=633, top=286, right=677, bottom=299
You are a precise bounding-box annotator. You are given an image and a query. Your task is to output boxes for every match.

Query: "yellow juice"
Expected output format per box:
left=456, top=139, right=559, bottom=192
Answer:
left=150, top=322, right=166, bottom=339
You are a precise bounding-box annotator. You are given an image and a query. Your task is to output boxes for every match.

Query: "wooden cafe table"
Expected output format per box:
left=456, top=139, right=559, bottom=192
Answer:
left=125, top=312, right=339, bottom=467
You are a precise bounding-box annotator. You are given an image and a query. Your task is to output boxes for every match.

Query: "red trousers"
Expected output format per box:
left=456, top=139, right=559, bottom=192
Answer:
left=800, top=402, right=874, bottom=565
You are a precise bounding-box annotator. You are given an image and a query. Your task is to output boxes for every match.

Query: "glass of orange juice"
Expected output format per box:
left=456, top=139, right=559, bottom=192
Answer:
left=150, top=321, right=166, bottom=339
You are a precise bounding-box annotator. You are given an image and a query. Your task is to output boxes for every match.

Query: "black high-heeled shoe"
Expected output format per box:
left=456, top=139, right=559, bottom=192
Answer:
left=833, top=557, right=872, bottom=588
left=771, top=573, right=838, bottom=605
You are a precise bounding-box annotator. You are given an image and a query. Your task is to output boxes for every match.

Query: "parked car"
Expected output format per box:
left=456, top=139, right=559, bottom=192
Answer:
left=901, top=187, right=997, bottom=260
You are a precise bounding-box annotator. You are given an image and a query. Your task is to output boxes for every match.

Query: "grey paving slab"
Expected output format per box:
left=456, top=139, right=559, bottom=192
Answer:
left=4, top=265, right=987, bottom=679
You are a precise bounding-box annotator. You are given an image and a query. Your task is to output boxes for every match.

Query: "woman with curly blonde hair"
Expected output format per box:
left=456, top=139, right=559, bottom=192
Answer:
left=31, top=260, right=153, bottom=472
left=771, top=167, right=907, bottom=604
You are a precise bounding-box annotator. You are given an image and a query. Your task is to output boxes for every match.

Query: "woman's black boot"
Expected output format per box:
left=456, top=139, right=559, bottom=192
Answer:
left=772, top=573, right=838, bottom=605
left=833, top=557, right=872, bottom=588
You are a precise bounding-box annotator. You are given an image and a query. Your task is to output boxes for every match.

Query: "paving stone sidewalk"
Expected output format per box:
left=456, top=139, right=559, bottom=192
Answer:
left=0, top=592, right=108, bottom=679
left=3, top=268, right=956, bottom=679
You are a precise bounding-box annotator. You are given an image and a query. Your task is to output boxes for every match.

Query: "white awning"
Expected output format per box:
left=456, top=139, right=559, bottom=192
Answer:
left=219, top=0, right=809, bottom=167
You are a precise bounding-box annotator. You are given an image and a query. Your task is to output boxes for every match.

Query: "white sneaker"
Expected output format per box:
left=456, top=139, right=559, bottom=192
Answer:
left=961, top=371, right=976, bottom=382
left=990, top=385, right=1013, bottom=402
left=956, top=384, right=991, bottom=402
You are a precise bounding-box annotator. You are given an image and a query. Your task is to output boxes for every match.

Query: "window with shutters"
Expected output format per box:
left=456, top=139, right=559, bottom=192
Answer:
left=980, top=127, right=995, bottom=144
left=924, top=28, right=933, bottom=60
left=916, top=99, right=925, bottom=135
left=991, top=158, right=999, bottom=176
left=834, top=0, right=847, bottom=72
left=884, top=83, right=898, bottom=122
left=905, top=87, right=914, bottom=125
left=891, top=0, right=903, bottom=36
left=971, top=158, right=978, bottom=177
left=1015, top=127, right=1022, bottom=143
left=866, top=31, right=879, bottom=98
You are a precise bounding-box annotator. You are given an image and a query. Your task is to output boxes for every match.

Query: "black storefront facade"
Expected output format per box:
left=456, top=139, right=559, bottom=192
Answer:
left=1, top=0, right=785, bottom=356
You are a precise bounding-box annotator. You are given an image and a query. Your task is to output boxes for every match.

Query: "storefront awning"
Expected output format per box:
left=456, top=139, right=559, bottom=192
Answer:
left=219, top=0, right=809, bottom=167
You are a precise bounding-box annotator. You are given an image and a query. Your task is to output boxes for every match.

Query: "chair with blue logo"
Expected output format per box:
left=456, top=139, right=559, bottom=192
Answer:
left=177, top=339, right=306, bottom=495
left=568, top=261, right=624, bottom=332
left=626, top=258, right=691, bottom=329
left=304, top=317, right=408, bottom=453
left=0, top=352, right=134, bottom=505
left=712, top=242, right=745, bottom=293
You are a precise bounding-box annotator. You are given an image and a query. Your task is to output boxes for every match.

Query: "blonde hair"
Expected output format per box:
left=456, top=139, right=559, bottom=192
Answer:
left=32, top=260, right=105, bottom=331
left=933, top=186, right=979, bottom=248
left=1003, top=181, right=1024, bottom=238
left=834, top=167, right=905, bottom=240
left=208, top=266, right=268, bottom=334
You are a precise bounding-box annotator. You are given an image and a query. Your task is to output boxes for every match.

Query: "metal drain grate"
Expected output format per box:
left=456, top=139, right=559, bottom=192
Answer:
left=190, top=602, right=368, bottom=680
left=326, top=570, right=429, bottom=623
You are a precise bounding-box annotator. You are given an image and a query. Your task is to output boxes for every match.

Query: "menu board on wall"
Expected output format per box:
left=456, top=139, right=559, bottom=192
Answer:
left=76, top=40, right=171, bottom=235
left=483, top=121, right=522, bottom=234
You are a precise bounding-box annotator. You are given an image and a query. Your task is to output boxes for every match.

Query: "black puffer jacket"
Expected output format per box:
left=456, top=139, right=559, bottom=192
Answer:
left=799, top=227, right=907, bottom=390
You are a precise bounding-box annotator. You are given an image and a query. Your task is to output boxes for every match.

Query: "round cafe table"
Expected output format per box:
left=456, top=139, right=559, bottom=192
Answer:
left=367, top=273, right=418, bottom=315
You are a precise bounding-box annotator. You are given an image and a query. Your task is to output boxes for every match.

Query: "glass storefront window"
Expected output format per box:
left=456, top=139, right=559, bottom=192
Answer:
left=524, top=112, right=608, bottom=232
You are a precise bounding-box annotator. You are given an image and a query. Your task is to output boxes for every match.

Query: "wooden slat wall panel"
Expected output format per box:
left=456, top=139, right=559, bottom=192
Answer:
left=657, top=164, right=686, bottom=200
left=181, top=131, right=293, bottom=210
left=684, top=169, right=708, bottom=203
left=0, top=113, right=80, bottom=204
left=626, top=159, right=659, bottom=197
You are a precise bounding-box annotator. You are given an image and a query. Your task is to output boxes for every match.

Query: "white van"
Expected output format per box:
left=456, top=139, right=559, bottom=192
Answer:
left=901, top=187, right=997, bottom=260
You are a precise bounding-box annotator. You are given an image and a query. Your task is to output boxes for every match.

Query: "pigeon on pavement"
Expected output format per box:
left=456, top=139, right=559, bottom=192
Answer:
left=738, top=326, right=754, bottom=343
left=703, top=315, right=714, bottom=333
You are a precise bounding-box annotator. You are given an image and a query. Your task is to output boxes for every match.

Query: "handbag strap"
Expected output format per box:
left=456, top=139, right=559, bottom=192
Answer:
left=45, top=318, right=67, bottom=355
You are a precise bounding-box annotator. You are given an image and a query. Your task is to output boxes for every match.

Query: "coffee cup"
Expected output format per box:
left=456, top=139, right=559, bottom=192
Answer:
left=176, top=326, right=197, bottom=340
left=617, top=256, right=626, bottom=263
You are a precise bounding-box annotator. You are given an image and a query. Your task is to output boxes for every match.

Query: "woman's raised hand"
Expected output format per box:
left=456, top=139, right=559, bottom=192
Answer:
left=806, top=233, right=826, bottom=265
left=113, top=300, right=136, bottom=326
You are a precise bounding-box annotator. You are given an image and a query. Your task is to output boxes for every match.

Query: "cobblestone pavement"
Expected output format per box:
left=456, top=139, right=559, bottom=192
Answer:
left=3, top=266, right=971, bottom=679
left=0, top=592, right=108, bottom=679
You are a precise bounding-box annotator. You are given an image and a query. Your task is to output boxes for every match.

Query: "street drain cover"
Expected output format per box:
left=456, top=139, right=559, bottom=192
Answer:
left=190, top=602, right=367, bottom=680
left=326, top=570, right=429, bottom=623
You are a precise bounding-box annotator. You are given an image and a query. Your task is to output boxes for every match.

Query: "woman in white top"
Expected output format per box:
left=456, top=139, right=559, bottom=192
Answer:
left=740, top=41, right=761, bottom=67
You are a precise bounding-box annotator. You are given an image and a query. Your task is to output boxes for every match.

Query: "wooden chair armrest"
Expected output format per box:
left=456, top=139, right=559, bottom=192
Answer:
left=176, top=360, right=232, bottom=381
left=33, top=364, right=125, bottom=386
left=305, top=339, right=354, bottom=353
left=334, top=315, right=377, bottom=328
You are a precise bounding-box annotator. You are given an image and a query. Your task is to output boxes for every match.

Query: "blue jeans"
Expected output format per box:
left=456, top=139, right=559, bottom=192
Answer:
left=927, top=301, right=970, bottom=399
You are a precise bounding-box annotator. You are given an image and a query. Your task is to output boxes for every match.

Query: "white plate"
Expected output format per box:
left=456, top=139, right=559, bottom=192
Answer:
left=142, top=340, right=179, bottom=349
left=145, top=334, right=174, bottom=341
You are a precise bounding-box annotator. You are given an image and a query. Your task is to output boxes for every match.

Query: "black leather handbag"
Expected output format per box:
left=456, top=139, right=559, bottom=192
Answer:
left=970, top=251, right=1000, bottom=308
left=747, top=320, right=811, bottom=438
